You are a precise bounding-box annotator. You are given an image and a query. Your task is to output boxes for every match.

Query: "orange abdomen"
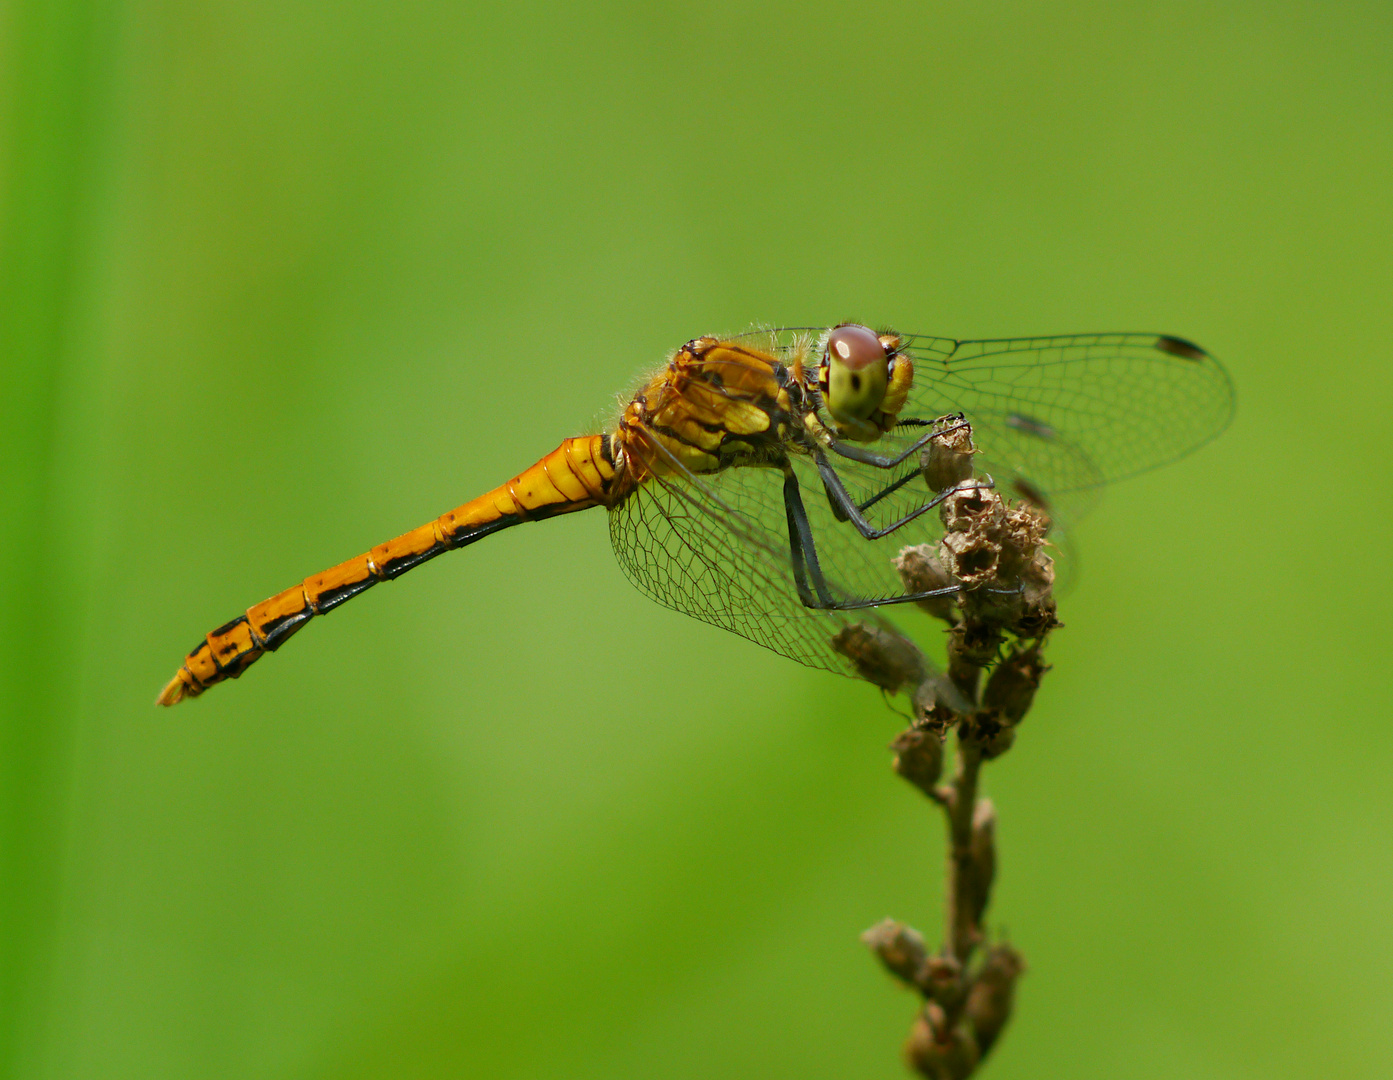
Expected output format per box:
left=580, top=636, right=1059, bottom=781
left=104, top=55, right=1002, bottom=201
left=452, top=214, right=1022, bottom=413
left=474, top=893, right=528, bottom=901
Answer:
left=157, top=435, right=616, bottom=705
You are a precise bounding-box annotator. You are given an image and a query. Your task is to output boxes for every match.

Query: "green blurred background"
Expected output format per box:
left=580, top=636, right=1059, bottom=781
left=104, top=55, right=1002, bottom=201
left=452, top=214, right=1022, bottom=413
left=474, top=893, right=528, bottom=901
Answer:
left=3, top=1, right=1391, bottom=1077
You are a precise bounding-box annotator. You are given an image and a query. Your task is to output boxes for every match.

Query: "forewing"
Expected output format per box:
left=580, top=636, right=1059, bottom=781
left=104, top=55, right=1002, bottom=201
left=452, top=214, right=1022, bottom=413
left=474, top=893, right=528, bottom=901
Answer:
left=899, top=331, right=1231, bottom=490
left=738, top=327, right=1233, bottom=534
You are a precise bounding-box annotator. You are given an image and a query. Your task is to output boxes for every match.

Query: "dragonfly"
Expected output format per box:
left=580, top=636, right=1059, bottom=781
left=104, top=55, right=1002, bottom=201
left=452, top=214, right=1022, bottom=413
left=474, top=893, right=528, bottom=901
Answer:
left=157, top=324, right=1234, bottom=705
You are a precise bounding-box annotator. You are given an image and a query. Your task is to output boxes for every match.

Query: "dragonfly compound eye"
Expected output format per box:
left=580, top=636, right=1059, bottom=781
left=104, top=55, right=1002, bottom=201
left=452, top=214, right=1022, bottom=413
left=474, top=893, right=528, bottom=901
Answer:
left=824, top=323, right=890, bottom=424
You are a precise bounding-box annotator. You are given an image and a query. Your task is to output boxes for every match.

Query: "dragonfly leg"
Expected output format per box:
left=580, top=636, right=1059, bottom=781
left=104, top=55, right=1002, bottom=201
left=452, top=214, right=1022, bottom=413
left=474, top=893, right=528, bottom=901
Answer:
left=824, top=584, right=969, bottom=612
left=822, top=415, right=972, bottom=469
left=788, top=504, right=970, bottom=614
left=814, top=451, right=994, bottom=541
left=854, top=467, right=922, bottom=513
left=786, top=461, right=990, bottom=612
left=782, top=466, right=836, bottom=609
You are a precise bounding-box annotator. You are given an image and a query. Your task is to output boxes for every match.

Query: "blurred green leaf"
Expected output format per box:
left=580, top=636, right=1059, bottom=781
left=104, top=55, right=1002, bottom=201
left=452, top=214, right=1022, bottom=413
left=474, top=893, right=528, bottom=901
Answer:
left=4, top=2, right=1393, bottom=1078
left=0, top=0, right=116, bottom=1074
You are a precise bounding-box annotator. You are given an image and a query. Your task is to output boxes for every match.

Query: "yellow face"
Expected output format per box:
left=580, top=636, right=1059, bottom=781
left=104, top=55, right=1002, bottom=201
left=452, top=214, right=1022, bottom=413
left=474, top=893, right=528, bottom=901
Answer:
left=822, top=323, right=890, bottom=425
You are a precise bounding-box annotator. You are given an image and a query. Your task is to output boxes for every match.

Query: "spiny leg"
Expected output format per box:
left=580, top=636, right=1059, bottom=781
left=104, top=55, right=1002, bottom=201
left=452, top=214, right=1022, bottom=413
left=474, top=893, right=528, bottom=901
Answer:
left=814, top=450, right=994, bottom=541
left=819, top=462, right=927, bottom=522
left=783, top=462, right=972, bottom=613
left=854, top=466, right=922, bottom=513
left=821, top=415, right=972, bottom=469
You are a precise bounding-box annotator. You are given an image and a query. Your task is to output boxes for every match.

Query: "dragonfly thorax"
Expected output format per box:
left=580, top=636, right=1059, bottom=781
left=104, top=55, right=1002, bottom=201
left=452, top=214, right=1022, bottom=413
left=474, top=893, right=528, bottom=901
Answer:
left=612, top=335, right=805, bottom=486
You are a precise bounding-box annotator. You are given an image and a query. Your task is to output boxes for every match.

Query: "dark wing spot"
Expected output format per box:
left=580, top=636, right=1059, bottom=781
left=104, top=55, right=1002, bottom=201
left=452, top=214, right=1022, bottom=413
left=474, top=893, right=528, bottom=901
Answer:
left=1005, top=413, right=1057, bottom=441
left=1154, top=335, right=1207, bottom=361
left=1012, top=478, right=1052, bottom=510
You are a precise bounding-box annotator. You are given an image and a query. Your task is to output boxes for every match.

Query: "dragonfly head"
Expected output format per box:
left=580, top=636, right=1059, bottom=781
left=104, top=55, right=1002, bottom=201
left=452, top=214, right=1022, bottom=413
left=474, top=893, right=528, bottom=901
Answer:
left=820, top=323, right=894, bottom=433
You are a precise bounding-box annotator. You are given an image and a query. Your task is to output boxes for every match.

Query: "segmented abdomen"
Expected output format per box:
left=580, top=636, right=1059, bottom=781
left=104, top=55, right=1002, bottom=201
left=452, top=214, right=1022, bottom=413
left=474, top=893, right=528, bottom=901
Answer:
left=157, top=435, right=616, bottom=705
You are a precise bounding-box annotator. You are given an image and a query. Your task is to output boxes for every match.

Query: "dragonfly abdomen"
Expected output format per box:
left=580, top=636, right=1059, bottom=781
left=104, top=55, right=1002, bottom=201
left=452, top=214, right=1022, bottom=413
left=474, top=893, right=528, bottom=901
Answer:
left=157, top=435, right=617, bottom=705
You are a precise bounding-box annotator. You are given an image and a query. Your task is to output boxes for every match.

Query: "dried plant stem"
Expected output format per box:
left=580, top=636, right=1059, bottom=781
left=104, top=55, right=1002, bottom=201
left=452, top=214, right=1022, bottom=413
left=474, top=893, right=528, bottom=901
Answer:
left=847, top=433, right=1055, bottom=1079
left=944, top=738, right=983, bottom=967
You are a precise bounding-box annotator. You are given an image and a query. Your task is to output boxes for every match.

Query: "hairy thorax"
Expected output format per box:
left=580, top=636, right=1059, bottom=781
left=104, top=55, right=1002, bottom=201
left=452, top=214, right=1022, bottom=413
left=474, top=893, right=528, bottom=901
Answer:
left=613, top=336, right=805, bottom=486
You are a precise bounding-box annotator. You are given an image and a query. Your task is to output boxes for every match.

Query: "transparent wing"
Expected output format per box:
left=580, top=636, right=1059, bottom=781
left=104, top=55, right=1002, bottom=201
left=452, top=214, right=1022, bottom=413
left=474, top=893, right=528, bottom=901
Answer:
left=608, top=438, right=918, bottom=677
left=609, top=328, right=1234, bottom=676
left=897, top=330, right=1234, bottom=487
left=808, top=414, right=1092, bottom=589
left=738, top=327, right=1234, bottom=533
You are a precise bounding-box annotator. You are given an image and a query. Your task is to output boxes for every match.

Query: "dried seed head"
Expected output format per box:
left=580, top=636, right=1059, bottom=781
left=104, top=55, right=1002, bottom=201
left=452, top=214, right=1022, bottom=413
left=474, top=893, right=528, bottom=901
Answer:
left=939, top=482, right=1003, bottom=535
left=939, top=528, right=1002, bottom=587
left=966, top=573, right=1057, bottom=641
left=914, top=701, right=959, bottom=737
left=967, top=798, right=997, bottom=925
left=932, top=479, right=1064, bottom=642
left=832, top=622, right=926, bottom=693
left=995, top=504, right=1050, bottom=577
left=921, top=415, right=977, bottom=493
left=949, top=621, right=1002, bottom=670
left=1012, top=553, right=1058, bottom=639
left=862, top=919, right=929, bottom=987
left=962, top=581, right=1057, bottom=640
left=905, top=1003, right=981, bottom=1080
left=938, top=484, right=1007, bottom=589
left=995, top=504, right=1054, bottom=620
left=891, top=726, right=945, bottom=795
left=916, top=953, right=965, bottom=1007
left=965, top=944, right=1026, bottom=1058
left=979, top=716, right=1019, bottom=759
left=982, top=643, right=1049, bottom=724
left=954, top=708, right=1017, bottom=757
left=895, top=545, right=960, bottom=623
left=910, top=673, right=975, bottom=734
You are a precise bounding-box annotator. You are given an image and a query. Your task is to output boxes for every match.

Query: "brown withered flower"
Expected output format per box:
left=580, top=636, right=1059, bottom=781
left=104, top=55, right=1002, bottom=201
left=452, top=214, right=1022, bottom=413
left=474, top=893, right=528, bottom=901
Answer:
left=965, top=944, right=1026, bottom=1058
left=921, top=414, right=978, bottom=494
left=895, top=545, right=960, bottom=624
left=890, top=726, right=945, bottom=796
left=862, top=919, right=930, bottom=988
left=831, top=622, right=926, bottom=694
left=862, top=427, right=1057, bottom=1079
left=905, top=1003, right=981, bottom=1080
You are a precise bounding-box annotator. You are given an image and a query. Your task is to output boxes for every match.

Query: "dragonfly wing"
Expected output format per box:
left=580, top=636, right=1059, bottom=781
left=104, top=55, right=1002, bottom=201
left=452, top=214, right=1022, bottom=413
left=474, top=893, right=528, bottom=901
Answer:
left=705, top=327, right=1233, bottom=601
left=828, top=331, right=1233, bottom=556
left=608, top=329, right=1234, bottom=671
left=608, top=444, right=932, bottom=679
left=735, top=326, right=1231, bottom=506
left=897, top=331, right=1234, bottom=491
